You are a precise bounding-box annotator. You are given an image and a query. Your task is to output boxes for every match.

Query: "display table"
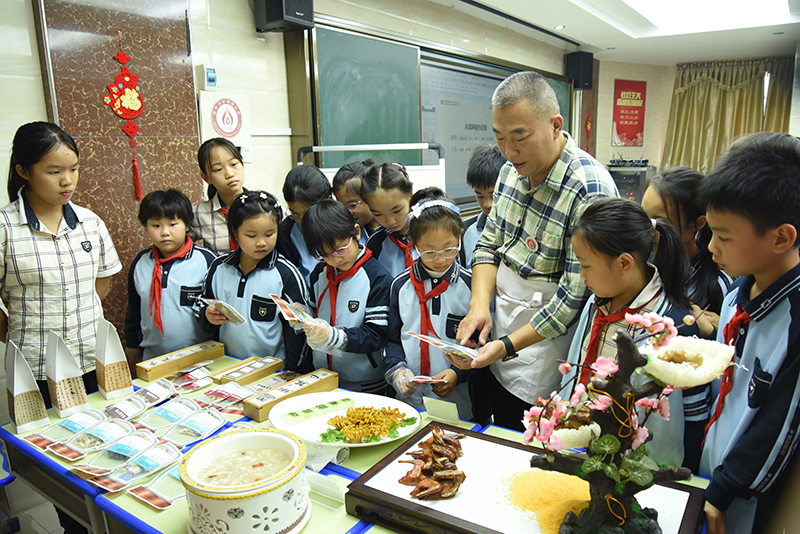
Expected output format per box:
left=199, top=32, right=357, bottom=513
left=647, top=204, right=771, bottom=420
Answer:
left=0, top=356, right=481, bottom=534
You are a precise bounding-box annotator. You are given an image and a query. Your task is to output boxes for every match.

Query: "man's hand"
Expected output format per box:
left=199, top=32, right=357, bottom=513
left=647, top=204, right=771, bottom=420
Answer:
left=457, top=308, right=493, bottom=348
left=704, top=501, right=726, bottom=534
left=445, top=339, right=506, bottom=370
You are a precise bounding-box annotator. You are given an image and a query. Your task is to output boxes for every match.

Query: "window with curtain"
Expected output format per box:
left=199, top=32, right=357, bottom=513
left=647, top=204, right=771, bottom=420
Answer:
left=661, top=57, right=794, bottom=174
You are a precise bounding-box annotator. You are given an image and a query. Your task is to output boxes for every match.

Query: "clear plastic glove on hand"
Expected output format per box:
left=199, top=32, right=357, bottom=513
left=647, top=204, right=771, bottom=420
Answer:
left=301, top=318, right=349, bottom=356
left=385, top=362, right=417, bottom=398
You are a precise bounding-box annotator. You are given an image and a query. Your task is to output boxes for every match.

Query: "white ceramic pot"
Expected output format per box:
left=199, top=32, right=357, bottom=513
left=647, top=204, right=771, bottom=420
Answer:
left=180, top=427, right=310, bottom=534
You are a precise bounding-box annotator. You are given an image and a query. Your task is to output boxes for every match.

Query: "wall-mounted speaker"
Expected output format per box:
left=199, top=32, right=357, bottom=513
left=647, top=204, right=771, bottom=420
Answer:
left=255, top=0, right=314, bottom=32
left=565, top=51, right=593, bottom=90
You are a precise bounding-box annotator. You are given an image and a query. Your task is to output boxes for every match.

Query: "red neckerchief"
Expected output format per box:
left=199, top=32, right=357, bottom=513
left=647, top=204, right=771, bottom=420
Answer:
left=387, top=232, right=414, bottom=269
left=578, top=292, right=659, bottom=385
left=218, top=205, right=237, bottom=252
left=409, top=265, right=450, bottom=376
left=315, top=248, right=373, bottom=370
left=150, top=237, right=194, bottom=336
left=703, top=304, right=752, bottom=445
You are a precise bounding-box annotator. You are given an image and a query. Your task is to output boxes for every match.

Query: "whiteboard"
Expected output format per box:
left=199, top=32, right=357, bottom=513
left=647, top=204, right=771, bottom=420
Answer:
left=420, top=60, right=571, bottom=202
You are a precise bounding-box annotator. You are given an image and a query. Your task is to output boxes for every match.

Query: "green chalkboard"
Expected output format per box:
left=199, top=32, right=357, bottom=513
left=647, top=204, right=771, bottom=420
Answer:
left=315, top=28, right=421, bottom=168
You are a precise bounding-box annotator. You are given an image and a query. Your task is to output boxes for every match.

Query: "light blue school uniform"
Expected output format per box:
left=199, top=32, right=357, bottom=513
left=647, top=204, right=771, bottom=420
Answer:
left=195, top=249, right=310, bottom=372
left=125, top=243, right=217, bottom=360
left=386, top=261, right=474, bottom=420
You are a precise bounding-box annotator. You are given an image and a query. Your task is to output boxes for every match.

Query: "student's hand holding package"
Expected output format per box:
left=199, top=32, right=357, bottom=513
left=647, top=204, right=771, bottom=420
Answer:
left=431, top=369, right=457, bottom=398
left=385, top=362, right=417, bottom=398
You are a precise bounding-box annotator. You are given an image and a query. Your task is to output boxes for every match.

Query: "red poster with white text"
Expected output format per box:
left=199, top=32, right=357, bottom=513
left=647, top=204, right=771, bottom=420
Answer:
left=612, top=80, right=646, bottom=147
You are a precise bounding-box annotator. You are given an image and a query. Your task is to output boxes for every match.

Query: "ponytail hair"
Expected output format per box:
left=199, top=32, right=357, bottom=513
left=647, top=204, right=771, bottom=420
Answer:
left=197, top=138, right=244, bottom=199
left=574, top=197, right=691, bottom=309
left=407, top=187, right=463, bottom=244
left=645, top=166, right=724, bottom=313
left=8, top=122, right=79, bottom=202
left=361, top=162, right=413, bottom=201
left=226, top=190, right=282, bottom=243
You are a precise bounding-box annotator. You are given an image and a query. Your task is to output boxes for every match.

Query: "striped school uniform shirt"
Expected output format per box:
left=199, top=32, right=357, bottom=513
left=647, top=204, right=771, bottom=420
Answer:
left=0, top=192, right=122, bottom=379
left=189, top=194, right=233, bottom=256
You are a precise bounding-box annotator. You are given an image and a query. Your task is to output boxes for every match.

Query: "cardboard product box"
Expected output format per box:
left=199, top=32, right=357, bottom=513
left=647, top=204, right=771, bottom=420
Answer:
left=243, top=369, right=338, bottom=422
left=219, top=356, right=283, bottom=385
left=45, top=330, right=89, bottom=418
left=135, top=341, right=224, bottom=382
left=95, top=318, right=133, bottom=399
left=6, top=340, right=49, bottom=434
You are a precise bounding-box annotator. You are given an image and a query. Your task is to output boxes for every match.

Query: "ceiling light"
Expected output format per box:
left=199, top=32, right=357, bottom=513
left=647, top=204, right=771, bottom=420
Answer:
left=607, top=47, right=616, bottom=50
left=773, top=31, right=785, bottom=34
left=554, top=25, right=566, bottom=30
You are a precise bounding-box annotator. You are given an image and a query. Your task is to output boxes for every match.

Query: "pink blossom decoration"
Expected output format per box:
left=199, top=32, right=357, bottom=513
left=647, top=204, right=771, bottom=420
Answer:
left=558, top=362, right=573, bottom=375
left=522, top=423, right=537, bottom=445
left=635, top=397, right=655, bottom=409
left=590, top=394, right=613, bottom=411
left=662, top=386, right=674, bottom=395
left=632, top=426, right=649, bottom=450
left=656, top=395, right=670, bottom=420
left=590, top=357, right=619, bottom=378
left=536, top=418, right=555, bottom=442
left=523, top=406, right=543, bottom=422
left=683, top=314, right=696, bottom=326
left=548, top=435, right=565, bottom=451
left=571, top=383, right=587, bottom=408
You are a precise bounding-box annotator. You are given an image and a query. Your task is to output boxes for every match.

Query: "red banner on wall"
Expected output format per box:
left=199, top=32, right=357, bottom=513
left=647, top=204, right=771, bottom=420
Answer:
left=612, top=80, right=646, bottom=147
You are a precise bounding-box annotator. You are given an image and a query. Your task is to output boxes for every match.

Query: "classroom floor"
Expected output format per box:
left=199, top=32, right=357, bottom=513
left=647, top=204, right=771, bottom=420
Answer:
left=0, top=368, right=63, bottom=534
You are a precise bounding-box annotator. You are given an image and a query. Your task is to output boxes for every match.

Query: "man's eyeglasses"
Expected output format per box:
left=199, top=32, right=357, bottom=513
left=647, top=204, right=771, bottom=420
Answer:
left=315, top=237, right=354, bottom=261
left=344, top=200, right=363, bottom=211
left=416, top=242, right=461, bottom=262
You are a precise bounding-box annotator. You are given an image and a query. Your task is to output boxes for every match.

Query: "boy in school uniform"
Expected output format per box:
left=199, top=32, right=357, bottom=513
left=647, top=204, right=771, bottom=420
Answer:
left=698, top=132, right=800, bottom=534
left=125, top=190, right=217, bottom=363
left=301, top=200, right=392, bottom=394
left=462, top=144, right=506, bottom=267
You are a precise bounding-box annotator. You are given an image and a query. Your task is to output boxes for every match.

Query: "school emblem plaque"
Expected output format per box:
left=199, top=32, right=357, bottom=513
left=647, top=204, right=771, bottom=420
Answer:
left=81, top=241, right=92, bottom=252
left=348, top=300, right=359, bottom=312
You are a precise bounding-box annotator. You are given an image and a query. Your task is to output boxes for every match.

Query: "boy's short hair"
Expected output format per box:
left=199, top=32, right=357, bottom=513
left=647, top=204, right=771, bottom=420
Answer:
left=138, top=189, right=194, bottom=228
left=699, top=132, right=800, bottom=239
left=301, top=199, right=358, bottom=257
left=466, top=144, right=506, bottom=189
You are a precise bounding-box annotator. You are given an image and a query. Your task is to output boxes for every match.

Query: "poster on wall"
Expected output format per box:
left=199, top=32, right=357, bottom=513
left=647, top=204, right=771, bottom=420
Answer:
left=612, top=80, right=646, bottom=147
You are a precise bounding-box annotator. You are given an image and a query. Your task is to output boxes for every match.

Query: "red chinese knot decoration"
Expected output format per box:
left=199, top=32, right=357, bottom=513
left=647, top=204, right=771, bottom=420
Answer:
left=103, top=29, right=143, bottom=199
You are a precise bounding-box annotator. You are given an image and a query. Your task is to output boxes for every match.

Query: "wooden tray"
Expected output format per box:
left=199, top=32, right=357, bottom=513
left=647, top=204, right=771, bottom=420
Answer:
left=345, top=423, right=704, bottom=534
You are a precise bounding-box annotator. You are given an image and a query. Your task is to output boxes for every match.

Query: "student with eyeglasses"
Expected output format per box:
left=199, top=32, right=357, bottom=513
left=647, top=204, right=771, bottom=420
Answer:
left=300, top=199, right=392, bottom=394
left=385, top=189, right=476, bottom=420
left=276, top=164, right=332, bottom=286
left=332, top=159, right=380, bottom=245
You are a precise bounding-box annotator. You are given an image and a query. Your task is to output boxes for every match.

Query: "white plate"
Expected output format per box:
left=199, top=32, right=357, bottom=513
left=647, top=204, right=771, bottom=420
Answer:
left=269, top=391, right=421, bottom=448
